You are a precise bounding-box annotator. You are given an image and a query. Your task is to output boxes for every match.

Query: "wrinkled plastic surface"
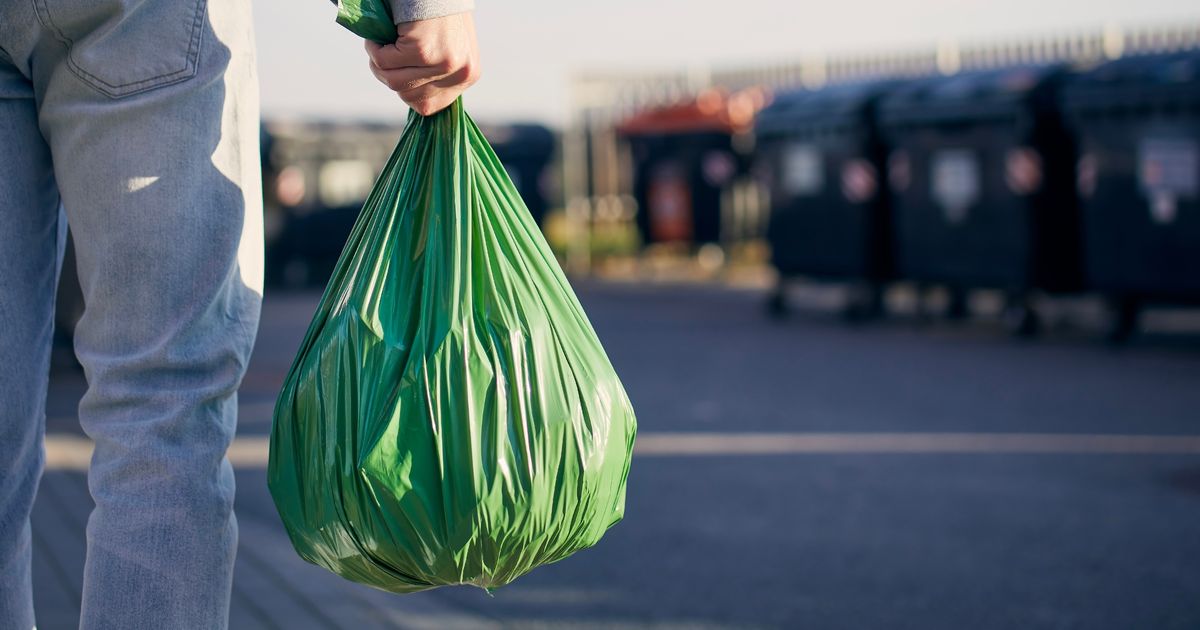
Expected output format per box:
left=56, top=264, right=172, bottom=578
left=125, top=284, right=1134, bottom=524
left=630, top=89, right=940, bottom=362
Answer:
left=266, top=32, right=636, bottom=592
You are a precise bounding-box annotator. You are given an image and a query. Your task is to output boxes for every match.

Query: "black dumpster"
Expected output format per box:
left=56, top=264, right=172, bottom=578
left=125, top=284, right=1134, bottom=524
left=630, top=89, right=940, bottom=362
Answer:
left=1060, top=50, right=1200, bottom=339
left=619, top=93, right=755, bottom=248
left=755, top=80, right=900, bottom=318
left=877, top=65, right=1084, bottom=333
left=262, top=120, right=403, bottom=286
left=627, top=133, right=734, bottom=246
left=483, top=123, right=558, bottom=226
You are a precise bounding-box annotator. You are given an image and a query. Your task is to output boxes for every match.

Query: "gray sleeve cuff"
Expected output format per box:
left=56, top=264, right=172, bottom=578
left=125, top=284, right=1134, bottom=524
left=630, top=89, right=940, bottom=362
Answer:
left=389, top=0, right=474, bottom=23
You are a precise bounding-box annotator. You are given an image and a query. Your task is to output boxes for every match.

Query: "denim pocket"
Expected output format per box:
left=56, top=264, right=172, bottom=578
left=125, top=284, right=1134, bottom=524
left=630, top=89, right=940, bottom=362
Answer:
left=33, top=0, right=207, bottom=98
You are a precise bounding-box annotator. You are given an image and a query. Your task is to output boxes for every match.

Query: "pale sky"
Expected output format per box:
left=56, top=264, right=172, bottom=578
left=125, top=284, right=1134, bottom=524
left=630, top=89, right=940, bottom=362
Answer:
left=252, top=0, right=1200, bottom=127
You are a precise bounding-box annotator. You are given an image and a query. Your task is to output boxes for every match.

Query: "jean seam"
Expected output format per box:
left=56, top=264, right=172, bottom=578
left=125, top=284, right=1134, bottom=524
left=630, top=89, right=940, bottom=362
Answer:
left=30, top=0, right=208, bottom=99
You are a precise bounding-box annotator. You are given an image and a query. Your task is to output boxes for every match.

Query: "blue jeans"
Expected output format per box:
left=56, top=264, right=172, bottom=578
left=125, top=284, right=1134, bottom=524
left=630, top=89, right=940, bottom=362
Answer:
left=0, top=0, right=262, bottom=627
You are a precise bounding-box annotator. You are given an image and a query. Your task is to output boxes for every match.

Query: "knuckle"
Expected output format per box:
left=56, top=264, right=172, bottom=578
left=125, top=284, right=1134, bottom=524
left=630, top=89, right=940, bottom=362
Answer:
left=412, top=98, right=438, bottom=116
left=413, top=44, right=437, bottom=66
left=398, top=93, right=418, bottom=110
left=382, top=74, right=404, bottom=92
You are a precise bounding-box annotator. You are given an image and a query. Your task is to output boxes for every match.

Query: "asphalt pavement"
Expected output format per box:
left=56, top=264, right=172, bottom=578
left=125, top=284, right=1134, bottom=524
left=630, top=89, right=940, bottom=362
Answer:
left=36, top=281, right=1200, bottom=629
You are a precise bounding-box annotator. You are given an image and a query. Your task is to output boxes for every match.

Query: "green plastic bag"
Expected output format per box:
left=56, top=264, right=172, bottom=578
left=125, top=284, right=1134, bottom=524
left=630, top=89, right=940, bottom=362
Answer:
left=267, top=1, right=636, bottom=594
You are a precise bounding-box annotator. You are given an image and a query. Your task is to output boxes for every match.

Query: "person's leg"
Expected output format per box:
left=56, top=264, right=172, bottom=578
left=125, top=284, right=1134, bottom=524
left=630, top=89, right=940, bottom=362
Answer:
left=29, top=0, right=263, bottom=626
left=0, top=47, right=64, bottom=630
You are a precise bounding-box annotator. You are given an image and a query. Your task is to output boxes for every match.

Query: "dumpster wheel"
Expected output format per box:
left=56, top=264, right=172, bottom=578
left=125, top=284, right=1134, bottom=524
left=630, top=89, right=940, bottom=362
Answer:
left=1104, top=296, right=1140, bottom=344
left=1003, top=299, right=1041, bottom=338
left=945, top=288, right=970, bottom=321
left=766, top=284, right=791, bottom=320
left=842, top=283, right=886, bottom=323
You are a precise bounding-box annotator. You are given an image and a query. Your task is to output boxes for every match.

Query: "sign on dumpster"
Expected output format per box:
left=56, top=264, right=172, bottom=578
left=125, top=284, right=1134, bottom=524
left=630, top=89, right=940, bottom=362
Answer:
left=931, top=149, right=981, bottom=224
left=1139, top=137, right=1198, bottom=224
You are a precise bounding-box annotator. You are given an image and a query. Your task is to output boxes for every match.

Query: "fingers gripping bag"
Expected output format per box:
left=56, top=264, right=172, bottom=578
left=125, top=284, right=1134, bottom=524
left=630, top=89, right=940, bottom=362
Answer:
left=266, top=1, right=636, bottom=594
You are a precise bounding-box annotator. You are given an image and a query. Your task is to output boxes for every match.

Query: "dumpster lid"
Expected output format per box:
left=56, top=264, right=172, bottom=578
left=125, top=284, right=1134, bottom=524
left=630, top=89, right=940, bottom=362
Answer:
left=879, top=65, right=1065, bottom=125
left=1060, top=50, right=1200, bottom=114
left=755, top=79, right=902, bottom=136
left=617, top=88, right=768, bottom=136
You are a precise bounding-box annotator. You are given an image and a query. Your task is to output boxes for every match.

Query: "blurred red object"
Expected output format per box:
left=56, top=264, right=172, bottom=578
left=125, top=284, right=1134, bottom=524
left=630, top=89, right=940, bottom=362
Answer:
left=617, top=87, right=771, bottom=136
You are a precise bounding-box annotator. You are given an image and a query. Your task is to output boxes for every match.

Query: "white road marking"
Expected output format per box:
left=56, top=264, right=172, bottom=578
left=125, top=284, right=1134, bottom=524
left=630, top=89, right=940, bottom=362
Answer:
left=41, top=432, right=1200, bottom=471
left=633, top=432, right=1200, bottom=455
